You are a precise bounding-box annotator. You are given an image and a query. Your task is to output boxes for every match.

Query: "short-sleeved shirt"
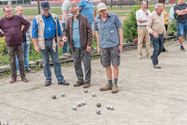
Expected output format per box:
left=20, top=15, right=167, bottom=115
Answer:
left=61, top=0, right=72, bottom=23
left=136, top=9, right=150, bottom=26
left=78, top=0, right=94, bottom=25
left=73, top=19, right=81, bottom=48
left=174, top=3, right=187, bottom=23
left=95, top=13, right=122, bottom=48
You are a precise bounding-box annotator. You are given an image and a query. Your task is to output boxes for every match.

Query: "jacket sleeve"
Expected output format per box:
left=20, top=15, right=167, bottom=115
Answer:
left=20, top=16, right=31, bottom=34
left=86, top=18, right=92, bottom=46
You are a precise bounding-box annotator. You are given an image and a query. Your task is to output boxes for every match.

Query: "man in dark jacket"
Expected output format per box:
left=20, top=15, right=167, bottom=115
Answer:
left=0, top=6, right=30, bottom=83
left=64, top=2, right=92, bottom=88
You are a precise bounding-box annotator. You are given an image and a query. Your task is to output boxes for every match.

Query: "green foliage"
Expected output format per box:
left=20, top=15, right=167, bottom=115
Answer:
left=168, top=20, right=177, bottom=36
left=122, top=6, right=154, bottom=43
left=0, top=37, right=9, bottom=66
left=123, top=6, right=139, bottom=43
left=29, top=43, right=42, bottom=61
left=0, top=37, right=7, bottom=55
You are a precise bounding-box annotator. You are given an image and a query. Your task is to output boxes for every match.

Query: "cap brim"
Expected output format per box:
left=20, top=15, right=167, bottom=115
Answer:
left=98, top=7, right=107, bottom=12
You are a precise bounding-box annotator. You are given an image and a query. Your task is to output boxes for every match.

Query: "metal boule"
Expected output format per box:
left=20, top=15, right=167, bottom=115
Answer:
left=61, top=92, right=65, bottom=97
left=81, top=101, right=86, bottom=105
left=106, top=105, right=110, bottom=110
left=96, top=103, right=101, bottom=108
left=96, top=109, right=101, bottom=115
left=77, top=102, right=82, bottom=107
left=91, top=92, right=96, bottom=97
left=110, top=106, right=114, bottom=110
left=52, top=95, right=56, bottom=100
left=2, top=121, right=8, bottom=125
left=84, top=89, right=88, bottom=93
left=72, top=106, right=77, bottom=111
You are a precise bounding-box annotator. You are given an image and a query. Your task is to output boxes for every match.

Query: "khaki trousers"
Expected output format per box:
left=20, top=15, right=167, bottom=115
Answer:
left=137, top=27, right=151, bottom=56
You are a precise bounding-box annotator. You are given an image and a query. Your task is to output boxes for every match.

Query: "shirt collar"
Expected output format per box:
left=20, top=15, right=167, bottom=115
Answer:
left=98, top=12, right=111, bottom=20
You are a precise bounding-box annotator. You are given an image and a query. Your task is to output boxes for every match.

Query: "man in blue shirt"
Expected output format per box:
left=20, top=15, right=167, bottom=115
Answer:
left=78, top=0, right=94, bottom=27
left=32, top=1, right=69, bottom=87
left=95, top=3, right=124, bottom=94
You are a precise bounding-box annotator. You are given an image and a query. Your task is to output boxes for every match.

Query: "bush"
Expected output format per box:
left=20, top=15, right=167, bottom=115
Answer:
left=122, top=6, right=154, bottom=43
left=168, top=20, right=177, bottom=36
left=0, top=37, right=7, bottom=55
left=123, top=6, right=139, bottom=43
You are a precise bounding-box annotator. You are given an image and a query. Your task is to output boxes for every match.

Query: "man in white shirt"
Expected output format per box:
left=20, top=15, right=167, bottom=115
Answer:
left=136, top=1, right=151, bottom=59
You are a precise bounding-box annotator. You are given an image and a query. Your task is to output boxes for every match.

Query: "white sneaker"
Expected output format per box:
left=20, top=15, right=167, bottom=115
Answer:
left=137, top=55, right=142, bottom=59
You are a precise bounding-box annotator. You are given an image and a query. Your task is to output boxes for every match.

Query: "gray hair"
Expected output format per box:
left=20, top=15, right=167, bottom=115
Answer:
left=155, top=3, right=163, bottom=9
left=3, top=5, right=11, bottom=12
left=15, top=5, right=23, bottom=12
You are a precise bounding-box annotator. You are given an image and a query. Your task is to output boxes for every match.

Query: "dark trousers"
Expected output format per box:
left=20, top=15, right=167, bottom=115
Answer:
left=150, top=33, right=164, bottom=65
left=163, top=24, right=168, bottom=51
left=73, top=48, right=91, bottom=83
left=7, top=45, right=25, bottom=79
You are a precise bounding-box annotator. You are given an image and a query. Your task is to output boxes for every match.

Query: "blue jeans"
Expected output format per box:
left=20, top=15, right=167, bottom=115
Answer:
left=62, top=23, right=69, bottom=54
left=177, top=22, right=187, bottom=37
left=16, top=41, right=30, bottom=71
left=40, top=40, right=64, bottom=82
left=150, top=34, right=164, bottom=65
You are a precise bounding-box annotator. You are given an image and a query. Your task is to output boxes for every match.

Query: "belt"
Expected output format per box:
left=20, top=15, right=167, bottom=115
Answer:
left=138, top=25, right=146, bottom=27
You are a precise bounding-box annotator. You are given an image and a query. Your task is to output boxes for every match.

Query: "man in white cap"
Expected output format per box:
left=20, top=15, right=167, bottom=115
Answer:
left=95, top=2, right=124, bottom=94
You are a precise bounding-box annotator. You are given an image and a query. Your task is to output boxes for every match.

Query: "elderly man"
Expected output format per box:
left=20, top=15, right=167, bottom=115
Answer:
left=147, top=3, right=166, bottom=69
left=32, top=1, right=69, bottom=86
left=136, top=1, right=151, bottom=59
left=15, top=5, right=34, bottom=73
left=64, top=3, right=92, bottom=88
left=61, top=0, right=72, bottom=57
left=0, top=6, right=30, bottom=83
left=174, top=0, right=187, bottom=51
left=95, top=3, right=124, bottom=94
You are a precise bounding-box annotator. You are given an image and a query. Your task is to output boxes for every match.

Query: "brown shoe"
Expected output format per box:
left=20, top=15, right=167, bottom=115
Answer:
left=112, top=84, right=119, bottom=94
left=83, top=83, right=91, bottom=88
left=100, top=84, right=112, bottom=91
left=73, top=81, right=84, bottom=87
left=21, top=77, right=29, bottom=83
left=10, top=78, right=16, bottom=84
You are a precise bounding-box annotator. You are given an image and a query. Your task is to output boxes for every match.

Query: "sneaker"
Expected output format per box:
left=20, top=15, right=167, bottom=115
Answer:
left=26, top=68, right=35, bottom=73
left=10, top=78, right=16, bottom=84
left=162, top=48, right=168, bottom=52
left=146, top=54, right=151, bottom=58
left=112, top=84, right=119, bottom=94
left=73, top=81, right=84, bottom=87
left=83, top=83, right=91, bottom=88
left=100, top=84, right=112, bottom=91
left=153, top=64, right=161, bottom=69
left=58, top=79, right=70, bottom=86
left=137, top=55, right=142, bottom=59
left=45, top=80, right=52, bottom=87
left=180, top=46, right=185, bottom=51
left=21, top=77, right=29, bottom=83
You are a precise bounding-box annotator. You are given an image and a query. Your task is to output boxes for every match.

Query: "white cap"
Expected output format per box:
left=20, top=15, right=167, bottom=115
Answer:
left=97, top=3, right=107, bottom=12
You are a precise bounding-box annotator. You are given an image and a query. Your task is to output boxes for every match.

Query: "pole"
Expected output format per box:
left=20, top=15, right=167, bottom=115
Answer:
left=37, top=0, right=40, bottom=15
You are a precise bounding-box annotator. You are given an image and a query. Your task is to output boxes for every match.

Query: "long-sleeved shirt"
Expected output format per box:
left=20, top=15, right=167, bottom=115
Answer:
left=147, top=11, right=166, bottom=35
left=0, top=15, right=30, bottom=46
left=32, top=14, right=62, bottom=39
